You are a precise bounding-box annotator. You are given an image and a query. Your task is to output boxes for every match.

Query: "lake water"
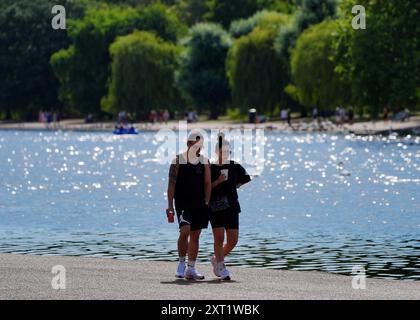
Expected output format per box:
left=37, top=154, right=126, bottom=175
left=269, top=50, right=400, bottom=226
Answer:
left=0, top=130, right=419, bottom=281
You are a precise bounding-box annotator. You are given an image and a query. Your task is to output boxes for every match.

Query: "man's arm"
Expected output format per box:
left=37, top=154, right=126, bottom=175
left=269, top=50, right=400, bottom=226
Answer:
left=204, top=160, right=211, bottom=205
left=167, top=158, right=179, bottom=209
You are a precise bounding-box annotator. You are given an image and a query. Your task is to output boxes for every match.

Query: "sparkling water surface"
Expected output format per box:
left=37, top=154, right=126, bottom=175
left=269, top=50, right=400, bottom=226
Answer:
left=0, top=130, right=419, bottom=280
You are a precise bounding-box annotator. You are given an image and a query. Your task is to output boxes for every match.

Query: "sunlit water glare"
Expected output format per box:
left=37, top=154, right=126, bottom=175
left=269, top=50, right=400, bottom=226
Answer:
left=0, top=130, right=419, bottom=280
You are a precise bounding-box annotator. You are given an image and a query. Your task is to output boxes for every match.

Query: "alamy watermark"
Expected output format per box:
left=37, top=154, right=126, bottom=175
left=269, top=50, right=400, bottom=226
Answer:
left=155, top=121, right=265, bottom=176
left=351, top=265, right=367, bottom=290
left=51, top=265, right=66, bottom=290
left=51, top=5, right=66, bottom=30
left=352, top=5, right=366, bottom=30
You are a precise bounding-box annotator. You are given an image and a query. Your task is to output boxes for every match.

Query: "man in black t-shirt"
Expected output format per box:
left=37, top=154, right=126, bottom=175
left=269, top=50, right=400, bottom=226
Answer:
left=166, top=131, right=211, bottom=280
left=209, top=137, right=251, bottom=280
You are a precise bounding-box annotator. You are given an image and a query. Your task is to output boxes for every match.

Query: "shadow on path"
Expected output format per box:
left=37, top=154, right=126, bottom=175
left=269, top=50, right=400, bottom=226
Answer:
left=161, top=279, right=238, bottom=285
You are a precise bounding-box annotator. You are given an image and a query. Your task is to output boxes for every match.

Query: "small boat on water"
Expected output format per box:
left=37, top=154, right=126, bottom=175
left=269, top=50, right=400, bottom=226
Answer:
left=113, top=128, right=139, bottom=135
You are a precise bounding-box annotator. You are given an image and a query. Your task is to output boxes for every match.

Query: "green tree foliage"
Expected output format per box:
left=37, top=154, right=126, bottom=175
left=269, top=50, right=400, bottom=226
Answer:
left=175, top=0, right=212, bottom=26
left=227, top=27, right=288, bottom=115
left=208, top=0, right=260, bottom=29
left=295, top=0, right=337, bottom=31
left=208, top=0, right=296, bottom=29
left=0, top=0, right=89, bottom=120
left=273, top=0, right=337, bottom=111
left=3, top=0, right=418, bottom=122
left=104, top=0, right=177, bottom=6
left=177, top=23, right=232, bottom=119
left=229, top=10, right=291, bottom=38
left=260, top=0, right=296, bottom=13
left=333, top=0, right=420, bottom=117
left=103, top=31, right=180, bottom=118
left=51, top=6, right=140, bottom=116
left=275, top=0, right=337, bottom=59
left=291, top=20, right=350, bottom=110
left=51, top=3, right=186, bottom=116
left=137, top=3, right=188, bottom=42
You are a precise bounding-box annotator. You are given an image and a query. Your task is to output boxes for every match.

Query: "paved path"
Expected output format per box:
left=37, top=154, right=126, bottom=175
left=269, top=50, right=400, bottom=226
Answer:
left=0, top=253, right=419, bottom=300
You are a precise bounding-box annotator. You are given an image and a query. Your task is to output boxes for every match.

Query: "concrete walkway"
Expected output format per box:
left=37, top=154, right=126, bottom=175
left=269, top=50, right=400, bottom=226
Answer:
left=0, top=253, right=419, bottom=300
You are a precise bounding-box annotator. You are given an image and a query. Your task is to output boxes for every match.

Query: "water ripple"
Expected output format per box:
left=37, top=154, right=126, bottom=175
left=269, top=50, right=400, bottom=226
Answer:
left=0, top=130, right=419, bottom=280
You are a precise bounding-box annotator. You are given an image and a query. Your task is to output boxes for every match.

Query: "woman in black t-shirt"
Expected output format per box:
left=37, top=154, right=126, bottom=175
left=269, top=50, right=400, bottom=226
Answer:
left=209, top=137, right=251, bottom=280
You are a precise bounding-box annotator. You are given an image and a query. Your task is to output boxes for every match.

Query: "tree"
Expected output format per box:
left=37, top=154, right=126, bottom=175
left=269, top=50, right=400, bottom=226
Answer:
left=275, top=0, right=337, bottom=59
left=208, top=0, right=260, bottom=29
left=273, top=0, right=337, bottom=112
left=295, top=0, right=337, bottom=31
left=208, top=0, right=297, bottom=29
left=333, top=0, right=420, bottom=117
left=175, top=0, right=212, bottom=26
left=136, top=3, right=188, bottom=42
left=51, top=3, right=186, bottom=117
left=0, top=0, right=88, bottom=120
left=258, top=0, right=296, bottom=13
left=291, top=20, right=350, bottom=110
left=51, top=6, right=140, bottom=116
left=227, top=27, right=288, bottom=115
left=229, top=10, right=291, bottom=38
left=103, top=31, right=181, bottom=119
left=177, top=23, right=232, bottom=119
left=105, top=0, right=177, bottom=5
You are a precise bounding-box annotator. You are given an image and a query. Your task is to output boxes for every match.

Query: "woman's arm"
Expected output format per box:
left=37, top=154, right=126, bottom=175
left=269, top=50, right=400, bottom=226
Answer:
left=236, top=164, right=251, bottom=188
left=211, top=174, right=227, bottom=189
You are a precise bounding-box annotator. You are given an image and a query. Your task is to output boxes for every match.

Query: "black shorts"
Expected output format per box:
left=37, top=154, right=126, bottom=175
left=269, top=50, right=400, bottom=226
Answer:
left=176, top=205, right=209, bottom=231
left=209, top=208, right=239, bottom=230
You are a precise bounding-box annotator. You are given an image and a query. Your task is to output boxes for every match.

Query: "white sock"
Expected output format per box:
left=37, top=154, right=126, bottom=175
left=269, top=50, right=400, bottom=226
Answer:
left=179, top=256, right=186, bottom=263
left=216, top=262, right=225, bottom=270
left=188, top=260, right=196, bottom=268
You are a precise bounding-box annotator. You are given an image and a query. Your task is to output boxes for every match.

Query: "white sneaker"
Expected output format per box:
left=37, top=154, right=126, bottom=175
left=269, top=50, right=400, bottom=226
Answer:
left=217, top=264, right=231, bottom=281
left=185, top=266, right=205, bottom=280
left=175, top=261, right=186, bottom=278
left=211, top=256, right=220, bottom=277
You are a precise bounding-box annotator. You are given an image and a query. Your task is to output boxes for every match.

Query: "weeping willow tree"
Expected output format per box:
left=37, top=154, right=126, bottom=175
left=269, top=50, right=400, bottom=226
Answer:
left=51, top=3, right=186, bottom=118
left=290, top=20, right=350, bottom=110
left=273, top=0, right=337, bottom=112
left=227, top=27, right=288, bottom=115
left=229, top=10, right=291, bottom=38
left=177, top=23, right=232, bottom=119
left=102, top=31, right=181, bottom=119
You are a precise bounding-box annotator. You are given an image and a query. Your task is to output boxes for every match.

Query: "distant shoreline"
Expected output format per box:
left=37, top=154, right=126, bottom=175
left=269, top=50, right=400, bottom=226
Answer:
left=0, top=117, right=420, bottom=135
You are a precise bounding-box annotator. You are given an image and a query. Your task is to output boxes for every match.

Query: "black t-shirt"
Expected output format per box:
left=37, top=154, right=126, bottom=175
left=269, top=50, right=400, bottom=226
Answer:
left=174, top=154, right=208, bottom=209
left=210, top=161, right=251, bottom=214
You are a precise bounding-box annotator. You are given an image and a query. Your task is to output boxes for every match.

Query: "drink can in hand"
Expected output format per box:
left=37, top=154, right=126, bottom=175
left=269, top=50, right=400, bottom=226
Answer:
left=167, top=209, right=175, bottom=223
left=221, top=169, right=229, bottom=180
